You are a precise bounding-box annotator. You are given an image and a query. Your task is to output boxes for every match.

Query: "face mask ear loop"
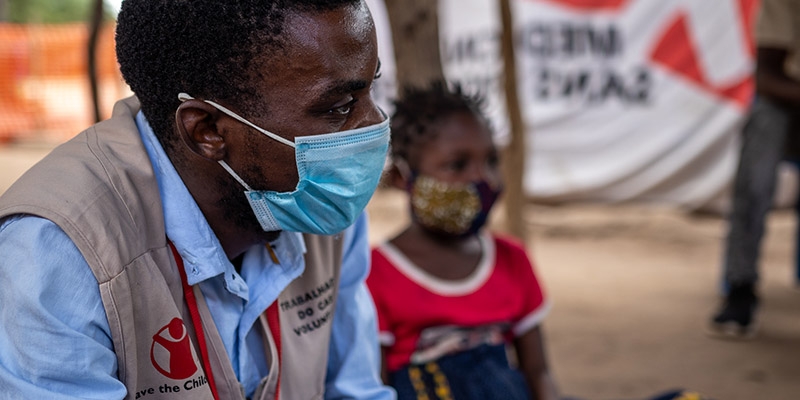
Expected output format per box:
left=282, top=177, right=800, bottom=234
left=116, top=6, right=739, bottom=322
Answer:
left=178, top=93, right=296, bottom=148
left=218, top=160, right=254, bottom=191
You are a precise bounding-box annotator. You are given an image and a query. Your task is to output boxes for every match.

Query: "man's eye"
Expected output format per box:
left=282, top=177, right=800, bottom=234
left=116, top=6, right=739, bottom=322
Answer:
left=330, top=99, right=357, bottom=115
left=332, top=105, right=352, bottom=115
left=374, top=59, right=382, bottom=80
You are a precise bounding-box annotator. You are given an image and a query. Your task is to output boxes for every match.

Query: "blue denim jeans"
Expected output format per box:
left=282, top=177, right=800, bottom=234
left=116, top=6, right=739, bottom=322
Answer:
left=723, top=97, right=796, bottom=287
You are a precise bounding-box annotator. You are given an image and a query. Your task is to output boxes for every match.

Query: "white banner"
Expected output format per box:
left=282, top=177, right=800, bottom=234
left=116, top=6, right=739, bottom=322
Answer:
left=367, top=0, right=774, bottom=210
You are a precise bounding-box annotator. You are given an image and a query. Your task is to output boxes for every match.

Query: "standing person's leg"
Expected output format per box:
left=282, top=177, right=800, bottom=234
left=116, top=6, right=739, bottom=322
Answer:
left=784, top=111, right=800, bottom=285
left=710, top=97, right=791, bottom=338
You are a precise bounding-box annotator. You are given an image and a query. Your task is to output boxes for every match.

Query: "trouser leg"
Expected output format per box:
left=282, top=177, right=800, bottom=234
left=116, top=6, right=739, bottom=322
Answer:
left=723, top=98, right=791, bottom=288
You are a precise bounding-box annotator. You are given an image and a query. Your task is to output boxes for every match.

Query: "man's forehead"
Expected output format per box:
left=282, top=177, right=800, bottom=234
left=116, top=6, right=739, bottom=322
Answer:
left=282, top=2, right=374, bottom=50
left=257, top=3, right=377, bottom=92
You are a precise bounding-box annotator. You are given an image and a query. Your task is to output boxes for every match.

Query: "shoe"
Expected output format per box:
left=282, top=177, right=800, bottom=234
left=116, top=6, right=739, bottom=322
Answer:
left=707, top=283, right=759, bottom=339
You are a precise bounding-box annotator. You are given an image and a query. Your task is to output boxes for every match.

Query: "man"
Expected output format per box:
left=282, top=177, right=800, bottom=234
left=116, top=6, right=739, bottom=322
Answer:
left=0, top=1, right=394, bottom=399
left=709, top=0, right=800, bottom=339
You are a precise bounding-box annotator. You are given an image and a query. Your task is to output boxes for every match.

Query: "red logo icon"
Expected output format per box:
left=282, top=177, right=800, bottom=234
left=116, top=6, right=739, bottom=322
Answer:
left=150, top=318, right=199, bottom=380
left=649, top=0, right=757, bottom=108
left=535, top=0, right=630, bottom=11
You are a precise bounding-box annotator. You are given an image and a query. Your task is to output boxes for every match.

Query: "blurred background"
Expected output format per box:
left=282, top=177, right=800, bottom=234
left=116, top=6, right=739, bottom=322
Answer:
left=1, top=0, right=799, bottom=399
left=0, top=0, right=126, bottom=144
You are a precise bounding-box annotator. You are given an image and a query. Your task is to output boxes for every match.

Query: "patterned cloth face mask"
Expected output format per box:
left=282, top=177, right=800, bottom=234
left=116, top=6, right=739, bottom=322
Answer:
left=408, top=174, right=502, bottom=237
left=178, top=93, right=390, bottom=235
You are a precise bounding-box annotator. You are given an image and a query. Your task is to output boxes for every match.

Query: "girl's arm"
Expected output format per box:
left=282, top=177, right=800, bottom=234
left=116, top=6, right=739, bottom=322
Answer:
left=514, top=325, right=560, bottom=400
left=380, top=346, right=390, bottom=384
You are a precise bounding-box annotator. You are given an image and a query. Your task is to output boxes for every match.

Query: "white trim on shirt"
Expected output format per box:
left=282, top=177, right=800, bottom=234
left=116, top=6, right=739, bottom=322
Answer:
left=377, top=233, right=495, bottom=297
left=512, top=299, right=552, bottom=337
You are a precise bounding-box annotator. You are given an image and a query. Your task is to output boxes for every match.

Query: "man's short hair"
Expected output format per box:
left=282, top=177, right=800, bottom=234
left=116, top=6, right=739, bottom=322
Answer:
left=115, top=0, right=359, bottom=153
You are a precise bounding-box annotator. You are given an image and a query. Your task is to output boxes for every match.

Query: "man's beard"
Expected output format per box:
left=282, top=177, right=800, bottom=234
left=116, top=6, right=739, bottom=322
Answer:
left=216, top=170, right=281, bottom=243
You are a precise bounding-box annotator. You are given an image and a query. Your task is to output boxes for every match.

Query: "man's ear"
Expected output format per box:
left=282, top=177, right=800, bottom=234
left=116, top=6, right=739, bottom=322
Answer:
left=174, top=100, right=227, bottom=161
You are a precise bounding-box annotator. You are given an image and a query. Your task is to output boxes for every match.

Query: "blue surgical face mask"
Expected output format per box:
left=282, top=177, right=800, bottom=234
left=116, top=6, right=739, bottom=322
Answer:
left=178, top=93, right=390, bottom=235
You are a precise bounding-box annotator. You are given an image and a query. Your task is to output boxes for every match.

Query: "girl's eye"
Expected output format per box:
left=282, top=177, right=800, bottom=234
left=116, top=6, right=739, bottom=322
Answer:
left=488, top=153, right=499, bottom=167
left=449, top=159, right=467, bottom=171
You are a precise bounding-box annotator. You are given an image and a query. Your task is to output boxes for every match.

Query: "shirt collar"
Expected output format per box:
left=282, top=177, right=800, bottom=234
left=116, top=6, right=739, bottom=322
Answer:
left=135, top=111, right=308, bottom=300
left=136, top=111, right=248, bottom=294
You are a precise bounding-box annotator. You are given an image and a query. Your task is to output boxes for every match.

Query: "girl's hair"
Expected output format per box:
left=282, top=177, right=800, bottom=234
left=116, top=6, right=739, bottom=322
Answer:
left=390, top=81, right=490, bottom=166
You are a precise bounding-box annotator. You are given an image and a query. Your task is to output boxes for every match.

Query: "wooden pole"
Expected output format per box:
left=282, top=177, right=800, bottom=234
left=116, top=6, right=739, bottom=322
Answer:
left=87, top=0, right=104, bottom=123
left=498, top=0, right=528, bottom=241
left=383, top=0, right=445, bottom=92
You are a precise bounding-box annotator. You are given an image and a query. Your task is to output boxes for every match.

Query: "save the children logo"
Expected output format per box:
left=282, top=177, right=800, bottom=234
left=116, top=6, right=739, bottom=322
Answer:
left=150, top=318, right=199, bottom=380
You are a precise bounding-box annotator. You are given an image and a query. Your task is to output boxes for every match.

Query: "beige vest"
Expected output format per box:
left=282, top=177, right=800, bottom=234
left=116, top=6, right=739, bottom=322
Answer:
left=0, top=97, right=342, bottom=400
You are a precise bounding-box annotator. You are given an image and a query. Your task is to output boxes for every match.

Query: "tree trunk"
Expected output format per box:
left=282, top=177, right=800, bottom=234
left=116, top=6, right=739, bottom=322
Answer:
left=383, top=0, right=445, bottom=93
left=498, top=0, right=528, bottom=241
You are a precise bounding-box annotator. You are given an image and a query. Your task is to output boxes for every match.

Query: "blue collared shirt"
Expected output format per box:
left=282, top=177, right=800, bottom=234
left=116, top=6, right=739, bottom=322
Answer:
left=0, top=112, right=394, bottom=400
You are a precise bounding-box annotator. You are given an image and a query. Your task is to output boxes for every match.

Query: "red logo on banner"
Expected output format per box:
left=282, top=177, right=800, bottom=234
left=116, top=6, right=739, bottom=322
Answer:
left=649, top=0, right=758, bottom=108
left=150, top=318, right=198, bottom=380
left=529, top=0, right=757, bottom=108
left=535, top=0, right=629, bottom=11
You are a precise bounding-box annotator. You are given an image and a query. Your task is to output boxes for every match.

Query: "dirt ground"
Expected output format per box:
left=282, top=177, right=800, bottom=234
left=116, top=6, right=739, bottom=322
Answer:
left=366, top=189, right=800, bottom=400
left=2, top=143, right=800, bottom=400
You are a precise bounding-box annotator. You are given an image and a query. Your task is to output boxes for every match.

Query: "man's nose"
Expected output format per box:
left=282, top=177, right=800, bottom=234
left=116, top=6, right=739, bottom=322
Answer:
left=355, top=97, right=385, bottom=129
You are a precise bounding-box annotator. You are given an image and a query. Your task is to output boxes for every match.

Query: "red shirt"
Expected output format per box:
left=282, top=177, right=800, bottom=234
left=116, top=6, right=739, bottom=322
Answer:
left=367, top=233, right=549, bottom=372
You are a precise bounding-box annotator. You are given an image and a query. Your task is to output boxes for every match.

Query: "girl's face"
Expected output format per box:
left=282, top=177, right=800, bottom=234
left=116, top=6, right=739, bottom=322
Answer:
left=413, top=111, right=502, bottom=187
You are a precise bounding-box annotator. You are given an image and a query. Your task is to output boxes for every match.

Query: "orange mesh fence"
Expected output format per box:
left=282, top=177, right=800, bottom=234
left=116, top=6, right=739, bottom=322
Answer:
left=0, top=23, right=129, bottom=144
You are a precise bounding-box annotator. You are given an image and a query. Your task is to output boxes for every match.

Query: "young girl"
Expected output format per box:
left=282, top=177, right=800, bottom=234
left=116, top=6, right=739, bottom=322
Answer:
left=367, top=82, right=559, bottom=400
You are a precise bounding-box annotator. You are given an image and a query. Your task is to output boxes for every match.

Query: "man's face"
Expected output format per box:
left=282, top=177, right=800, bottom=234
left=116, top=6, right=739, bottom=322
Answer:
left=223, top=2, right=382, bottom=195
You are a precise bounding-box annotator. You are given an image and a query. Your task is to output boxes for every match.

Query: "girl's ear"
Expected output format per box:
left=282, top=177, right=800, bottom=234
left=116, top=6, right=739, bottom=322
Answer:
left=385, top=164, right=407, bottom=190
left=389, top=158, right=413, bottom=190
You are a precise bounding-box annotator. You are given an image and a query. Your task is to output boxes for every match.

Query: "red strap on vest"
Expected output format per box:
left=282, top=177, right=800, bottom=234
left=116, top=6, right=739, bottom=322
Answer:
left=265, top=302, right=282, bottom=400
left=169, top=241, right=221, bottom=400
